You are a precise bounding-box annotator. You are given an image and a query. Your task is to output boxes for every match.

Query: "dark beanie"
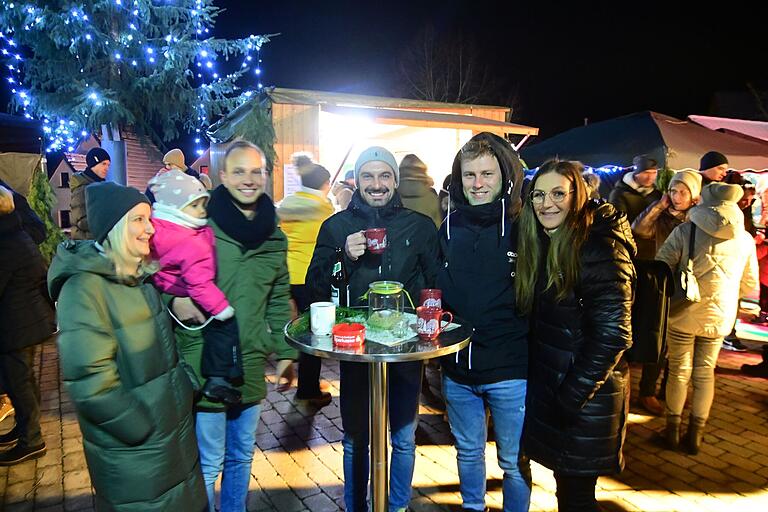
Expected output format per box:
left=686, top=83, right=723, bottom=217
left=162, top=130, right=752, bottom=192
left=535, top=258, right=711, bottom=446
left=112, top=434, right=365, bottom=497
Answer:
left=86, top=147, right=111, bottom=168
left=86, top=182, right=150, bottom=243
left=299, top=164, right=331, bottom=190
left=632, top=155, right=658, bottom=175
left=699, top=151, right=728, bottom=171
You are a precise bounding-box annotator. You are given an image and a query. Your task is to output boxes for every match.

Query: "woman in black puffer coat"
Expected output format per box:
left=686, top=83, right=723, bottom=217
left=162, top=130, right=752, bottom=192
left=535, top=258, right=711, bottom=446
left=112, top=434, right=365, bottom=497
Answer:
left=516, top=160, right=636, bottom=512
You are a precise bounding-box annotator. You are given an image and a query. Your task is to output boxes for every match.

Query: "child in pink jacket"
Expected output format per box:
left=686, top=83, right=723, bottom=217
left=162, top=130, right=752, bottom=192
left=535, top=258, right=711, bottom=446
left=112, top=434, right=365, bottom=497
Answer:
left=149, top=169, right=242, bottom=405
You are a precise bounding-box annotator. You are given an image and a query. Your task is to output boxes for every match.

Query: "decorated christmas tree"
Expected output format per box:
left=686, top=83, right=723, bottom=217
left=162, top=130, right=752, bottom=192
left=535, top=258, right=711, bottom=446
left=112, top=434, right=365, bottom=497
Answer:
left=0, top=0, right=271, bottom=154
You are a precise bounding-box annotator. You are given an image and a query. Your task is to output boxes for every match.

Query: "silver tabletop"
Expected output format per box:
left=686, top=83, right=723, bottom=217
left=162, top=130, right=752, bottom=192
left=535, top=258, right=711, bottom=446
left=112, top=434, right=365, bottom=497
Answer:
left=283, top=308, right=473, bottom=363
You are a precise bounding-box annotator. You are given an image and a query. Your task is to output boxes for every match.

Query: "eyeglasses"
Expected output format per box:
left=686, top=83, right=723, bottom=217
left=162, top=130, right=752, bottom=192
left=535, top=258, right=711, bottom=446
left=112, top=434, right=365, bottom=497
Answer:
left=529, top=189, right=574, bottom=205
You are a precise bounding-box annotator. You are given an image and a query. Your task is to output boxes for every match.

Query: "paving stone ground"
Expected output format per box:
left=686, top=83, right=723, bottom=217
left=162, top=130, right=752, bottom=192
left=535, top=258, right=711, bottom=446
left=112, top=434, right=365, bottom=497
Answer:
left=1, top=338, right=767, bottom=511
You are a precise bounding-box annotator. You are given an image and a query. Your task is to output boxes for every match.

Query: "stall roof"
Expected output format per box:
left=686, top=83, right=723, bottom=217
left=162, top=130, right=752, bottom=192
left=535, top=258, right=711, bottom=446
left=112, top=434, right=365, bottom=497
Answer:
left=208, top=87, right=538, bottom=143
left=267, top=87, right=511, bottom=112
left=322, top=104, right=539, bottom=136
left=689, top=115, right=768, bottom=142
left=522, top=111, right=768, bottom=172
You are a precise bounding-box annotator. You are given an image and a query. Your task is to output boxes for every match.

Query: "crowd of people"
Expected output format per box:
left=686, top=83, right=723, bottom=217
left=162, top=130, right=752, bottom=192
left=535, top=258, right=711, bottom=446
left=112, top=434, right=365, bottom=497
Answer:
left=0, top=133, right=766, bottom=512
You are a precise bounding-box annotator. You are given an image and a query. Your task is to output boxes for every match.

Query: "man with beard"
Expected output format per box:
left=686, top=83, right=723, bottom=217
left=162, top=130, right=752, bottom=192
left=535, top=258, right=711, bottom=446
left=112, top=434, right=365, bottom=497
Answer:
left=170, top=140, right=296, bottom=511
left=306, top=146, right=440, bottom=512
left=632, top=170, right=702, bottom=415
left=438, top=133, right=531, bottom=512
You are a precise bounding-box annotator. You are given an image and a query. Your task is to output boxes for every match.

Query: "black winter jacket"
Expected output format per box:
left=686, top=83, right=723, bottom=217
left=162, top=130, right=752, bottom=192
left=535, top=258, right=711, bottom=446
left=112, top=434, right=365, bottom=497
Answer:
left=307, top=191, right=440, bottom=307
left=437, top=131, right=528, bottom=384
left=524, top=202, right=636, bottom=477
left=0, top=182, right=56, bottom=353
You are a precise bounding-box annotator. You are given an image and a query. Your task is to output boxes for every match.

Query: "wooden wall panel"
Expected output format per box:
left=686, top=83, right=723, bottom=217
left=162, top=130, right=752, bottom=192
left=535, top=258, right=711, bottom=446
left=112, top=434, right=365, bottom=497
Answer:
left=272, top=103, right=319, bottom=201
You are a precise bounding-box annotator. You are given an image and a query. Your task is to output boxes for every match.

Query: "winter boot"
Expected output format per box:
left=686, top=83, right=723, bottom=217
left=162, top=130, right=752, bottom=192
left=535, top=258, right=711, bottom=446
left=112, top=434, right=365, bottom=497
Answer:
left=741, top=345, right=768, bottom=378
left=665, top=414, right=681, bottom=450
left=684, top=416, right=706, bottom=455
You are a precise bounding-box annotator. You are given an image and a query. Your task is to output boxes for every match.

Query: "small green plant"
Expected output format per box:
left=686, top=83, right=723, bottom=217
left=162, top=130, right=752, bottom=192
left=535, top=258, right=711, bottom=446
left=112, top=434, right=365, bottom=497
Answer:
left=27, top=162, right=65, bottom=265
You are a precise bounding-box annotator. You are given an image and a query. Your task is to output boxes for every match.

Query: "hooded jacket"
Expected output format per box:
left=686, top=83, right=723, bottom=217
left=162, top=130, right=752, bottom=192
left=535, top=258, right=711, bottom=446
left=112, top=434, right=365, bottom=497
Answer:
left=656, top=201, right=758, bottom=337
left=69, top=169, right=104, bottom=240
left=277, top=188, right=335, bottom=285
left=608, top=172, right=663, bottom=222
left=0, top=182, right=55, bottom=353
left=524, top=202, right=636, bottom=476
left=631, top=199, right=687, bottom=259
left=306, top=190, right=440, bottom=308
left=438, top=132, right=528, bottom=384
left=398, top=155, right=442, bottom=227
left=47, top=241, right=206, bottom=512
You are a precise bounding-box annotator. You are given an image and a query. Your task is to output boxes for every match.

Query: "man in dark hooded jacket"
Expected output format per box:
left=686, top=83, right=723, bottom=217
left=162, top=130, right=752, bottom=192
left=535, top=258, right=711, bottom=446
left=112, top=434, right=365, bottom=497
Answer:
left=306, top=146, right=440, bottom=512
left=437, top=132, right=531, bottom=511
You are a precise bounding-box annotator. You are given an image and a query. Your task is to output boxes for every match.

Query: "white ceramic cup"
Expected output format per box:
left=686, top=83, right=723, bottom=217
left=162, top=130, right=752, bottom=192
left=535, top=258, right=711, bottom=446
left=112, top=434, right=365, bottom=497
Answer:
left=310, top=302, right=336, bottom=336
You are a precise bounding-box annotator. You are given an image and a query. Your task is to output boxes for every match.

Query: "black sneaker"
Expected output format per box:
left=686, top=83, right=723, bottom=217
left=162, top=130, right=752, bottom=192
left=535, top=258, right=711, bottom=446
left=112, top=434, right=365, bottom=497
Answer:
left=0, top=443, right=46, bottom=466
left=742, top=361, right=768, bottom=378
left=722, top=336, right=748, bottom=352
left=750, top=312, right=768, bottom=325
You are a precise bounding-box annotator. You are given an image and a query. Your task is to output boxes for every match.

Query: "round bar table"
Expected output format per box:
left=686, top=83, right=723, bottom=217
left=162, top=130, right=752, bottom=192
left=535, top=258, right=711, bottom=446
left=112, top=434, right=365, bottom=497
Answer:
left=284, top=309, right=472, bottom=512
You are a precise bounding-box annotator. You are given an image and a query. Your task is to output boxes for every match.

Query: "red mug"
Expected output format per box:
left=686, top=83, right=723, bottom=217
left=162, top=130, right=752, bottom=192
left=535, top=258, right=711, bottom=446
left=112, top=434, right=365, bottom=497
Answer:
left=420, top=289, right=442, bottom=309
left=365, top=228, right=387, bottom=254
left=416, top=306, right=453, bottom=340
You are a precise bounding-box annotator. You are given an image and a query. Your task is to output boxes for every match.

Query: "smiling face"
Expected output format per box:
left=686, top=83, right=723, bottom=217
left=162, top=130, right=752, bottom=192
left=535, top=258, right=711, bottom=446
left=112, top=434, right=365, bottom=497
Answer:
left=358, top=161, right=396, bottom=207
left=461, top=154, right=503, bottom=205
left=532, top=171, right=574, bottom=231
left=125, top=203, right=154, bottom=258
left=220, top=146, right=267, bottom=210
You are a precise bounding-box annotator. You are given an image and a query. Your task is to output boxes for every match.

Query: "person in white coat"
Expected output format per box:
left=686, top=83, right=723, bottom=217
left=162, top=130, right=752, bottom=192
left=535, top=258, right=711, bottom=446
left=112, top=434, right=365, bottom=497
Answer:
left=656, top=182, right=758, bottom=455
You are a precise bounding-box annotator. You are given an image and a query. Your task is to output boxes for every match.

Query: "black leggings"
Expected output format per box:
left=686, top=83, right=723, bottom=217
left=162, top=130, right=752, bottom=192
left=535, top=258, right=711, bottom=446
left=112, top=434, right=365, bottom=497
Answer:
left=554, top=473, right=598, bottom=512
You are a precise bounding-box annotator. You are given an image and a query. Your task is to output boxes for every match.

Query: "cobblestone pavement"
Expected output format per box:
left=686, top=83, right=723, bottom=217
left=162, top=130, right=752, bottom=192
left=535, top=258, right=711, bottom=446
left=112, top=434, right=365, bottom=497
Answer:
left=1, top=339, right=767, bottom=511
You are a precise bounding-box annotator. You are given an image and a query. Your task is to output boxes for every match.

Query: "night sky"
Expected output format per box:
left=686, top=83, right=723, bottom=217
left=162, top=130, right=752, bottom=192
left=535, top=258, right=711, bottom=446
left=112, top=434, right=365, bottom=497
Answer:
left=1, top=1, right=765, bottom=149
left=217, top=0, right=768, bottom=138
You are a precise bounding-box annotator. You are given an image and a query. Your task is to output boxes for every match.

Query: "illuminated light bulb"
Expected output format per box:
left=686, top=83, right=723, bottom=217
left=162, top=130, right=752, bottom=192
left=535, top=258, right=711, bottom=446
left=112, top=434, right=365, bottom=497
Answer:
left=149, top=57, right=155, bottom=63
left=205, top=61, right=212, bottom=68
left=255, top=68, right=261, bottom=75
left=200, top=50, right=208, bottom=57
left=131, top=60, right=137, bottom=66
left=114, top=52, right=121, bottom=59
left=146, top=47, right=153, bottom=54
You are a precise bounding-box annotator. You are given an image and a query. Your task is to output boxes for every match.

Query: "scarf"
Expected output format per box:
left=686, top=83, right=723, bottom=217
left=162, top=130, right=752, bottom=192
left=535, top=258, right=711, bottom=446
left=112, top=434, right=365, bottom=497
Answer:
left=83, top=168, right=105, bottom=183
left=207, top=185, right=276, bottom=250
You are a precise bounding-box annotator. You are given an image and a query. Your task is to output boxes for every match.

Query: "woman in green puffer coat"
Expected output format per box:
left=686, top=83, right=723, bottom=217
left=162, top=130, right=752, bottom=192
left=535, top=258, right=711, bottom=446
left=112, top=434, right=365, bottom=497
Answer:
left=47, top=182, right=206, bottom=512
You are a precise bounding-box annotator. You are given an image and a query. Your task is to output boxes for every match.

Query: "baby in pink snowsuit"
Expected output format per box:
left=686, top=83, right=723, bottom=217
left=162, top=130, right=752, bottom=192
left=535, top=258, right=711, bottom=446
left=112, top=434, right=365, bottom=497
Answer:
left=149, top=169, right=242, bottom=405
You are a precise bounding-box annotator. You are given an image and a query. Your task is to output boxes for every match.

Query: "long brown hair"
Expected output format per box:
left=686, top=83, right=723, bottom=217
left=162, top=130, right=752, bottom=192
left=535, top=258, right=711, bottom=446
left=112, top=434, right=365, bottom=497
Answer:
left=516, top=160, right=593, bottom=314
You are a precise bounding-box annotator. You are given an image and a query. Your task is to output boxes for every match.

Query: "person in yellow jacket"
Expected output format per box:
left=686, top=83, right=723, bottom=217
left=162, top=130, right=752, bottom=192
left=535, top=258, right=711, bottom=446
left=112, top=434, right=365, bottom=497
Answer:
left=277, top=158, right=335, bottom=407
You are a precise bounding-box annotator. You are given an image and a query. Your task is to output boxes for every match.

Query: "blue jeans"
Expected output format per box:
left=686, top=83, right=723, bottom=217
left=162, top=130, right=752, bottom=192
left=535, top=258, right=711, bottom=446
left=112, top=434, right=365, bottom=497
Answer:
left=340, top=360, right=422, bottom=512
left=195, top=403, right=261, bottom=512
left=443, top=376, right=531, bottom=512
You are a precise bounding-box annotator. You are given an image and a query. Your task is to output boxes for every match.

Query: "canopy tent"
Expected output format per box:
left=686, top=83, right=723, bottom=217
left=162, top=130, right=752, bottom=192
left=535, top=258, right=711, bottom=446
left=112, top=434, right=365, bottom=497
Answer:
left=0, top=113, right=44, bottom=195
left=522, top=111, right=768, bottom=172
left=689, top=115, right=768, bottom=143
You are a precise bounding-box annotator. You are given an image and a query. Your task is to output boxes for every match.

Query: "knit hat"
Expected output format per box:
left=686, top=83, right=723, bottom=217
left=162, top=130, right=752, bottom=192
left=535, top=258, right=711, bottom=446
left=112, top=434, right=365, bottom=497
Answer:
left=354, top=146, right=399, bottom=186
left=86, top=147, right=111, bottom=169
left=344, top=170, right=355, bottom=182
left=299, top=163, right=331, bottom=190
left=699, top=151, right=728, bottom=171
left=669, top=170, right=703, bottom=198
left=86, top=182, right=150, bottom=243
left=632, top=155, right=658, bottom=175
left=700, top=182, right=743, bottom=207
left=163, top=148, right=186, bottom=170
left=149, top=169, right=209, bottom=210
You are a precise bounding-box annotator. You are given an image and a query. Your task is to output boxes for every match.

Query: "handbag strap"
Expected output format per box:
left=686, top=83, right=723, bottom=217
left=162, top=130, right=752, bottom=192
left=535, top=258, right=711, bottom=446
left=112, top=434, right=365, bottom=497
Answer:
left=685, top=223, right=696, bottom=265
